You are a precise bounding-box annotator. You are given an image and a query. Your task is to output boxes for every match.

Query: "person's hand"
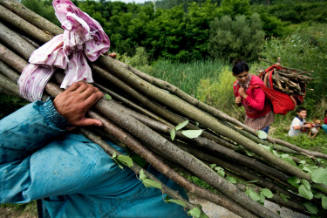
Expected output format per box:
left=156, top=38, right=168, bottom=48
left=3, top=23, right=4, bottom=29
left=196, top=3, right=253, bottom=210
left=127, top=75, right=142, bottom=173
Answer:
left=53, top=81, right=104, bottom=127
left=304, top=123, right=313, bottom=129
left=235, top=96, right=242, bottom=104
left=108, top=52, right=117, bottom=59
left=238, top=87, right=247, bottom=98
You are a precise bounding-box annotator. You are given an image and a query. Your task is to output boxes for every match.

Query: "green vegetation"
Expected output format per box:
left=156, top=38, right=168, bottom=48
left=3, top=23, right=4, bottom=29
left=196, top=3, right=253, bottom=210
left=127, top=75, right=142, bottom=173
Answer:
left=2, top=0, right=327, bottom=215
left=0, top=94, right=27, bottom=119
left=209, top=13, right=265, bottom=61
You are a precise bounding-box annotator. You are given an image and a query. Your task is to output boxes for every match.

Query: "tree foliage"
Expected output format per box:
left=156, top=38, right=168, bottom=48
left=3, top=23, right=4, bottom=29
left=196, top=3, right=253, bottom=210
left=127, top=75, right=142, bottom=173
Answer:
left=21, top=0, right=60, bottom=26
left=21, top=0, right=327, bottom=62
left=209, top=13, right=265, bottom=61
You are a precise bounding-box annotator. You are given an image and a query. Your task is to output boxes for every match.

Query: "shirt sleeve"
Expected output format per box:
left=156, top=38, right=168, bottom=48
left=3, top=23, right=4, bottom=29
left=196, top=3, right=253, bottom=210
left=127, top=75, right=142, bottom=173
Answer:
left=0, top=99, right=68, bottom=164
left=244, top=87, right=265, bottom=111
left=0, top=99, right=70, bottom=203
left=0, top=100, right=139, bottom=204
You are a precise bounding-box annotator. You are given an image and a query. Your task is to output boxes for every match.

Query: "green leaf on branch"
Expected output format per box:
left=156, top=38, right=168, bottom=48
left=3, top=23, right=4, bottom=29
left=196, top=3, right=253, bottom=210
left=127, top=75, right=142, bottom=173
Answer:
left=287, top=177, right=301, bottom=188
left=280, top=193, right=289, bottom=202
left=170, top=128, right=176, bottom=141
left=259, top=194, right=265, bottom=204
left=112, top=152, right=123, bottom=169
left=104, top=94, right=112, bottom=100
left=311, top=168, right=327, bottom=185
left=226, top=176, right=237, bottom=184
left=139, top=169, right=162, bottom=189
left=260, top=188, right=273, bottom=198
left=143, top=178, right=162, bottom=189
left=245, top=187, right=261, bottom=202
left=322, top=196, right=327, bottom=209
left=200, top=213, right=209, bottom=218
left=298, top=184, right=313, bottom=200
left=302, top=165, right=313, bottom=174
left=215, top=166, right=225, bottom=177
left=187, top=207, right=201, bottom=218
left=139, top=169, right=147, bottom=180
left=299, top=160, right=306, bottom=165
left=181, top=130, right=203, bottom=139
left=175, top=120, right=189, bottom=131
left=272, top=150, right=279, bottom=157
left=259, top=144, right=273, bottom=152
left=244, top=149, right=255, bottom=157
left=164, top=197, right=186, bottom=208
left=280, top=154, right=297, bottom=166
left=117, top=154, right=133, bottom=168
left=258, top=188, right=273, bottom=204
left=257, top=130, right=268, bottom=139
left=314, top=192, right=325, bottom=199
left=303, top=202, right=318, bottom=214
left=210, top=164, right=225, bottom=177
left=301, top=179, right=311, bottom=190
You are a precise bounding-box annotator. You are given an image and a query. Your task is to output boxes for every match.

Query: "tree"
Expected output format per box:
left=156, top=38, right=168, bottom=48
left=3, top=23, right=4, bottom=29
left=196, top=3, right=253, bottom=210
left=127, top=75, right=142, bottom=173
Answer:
left=209, top=13, right=265, bottom=61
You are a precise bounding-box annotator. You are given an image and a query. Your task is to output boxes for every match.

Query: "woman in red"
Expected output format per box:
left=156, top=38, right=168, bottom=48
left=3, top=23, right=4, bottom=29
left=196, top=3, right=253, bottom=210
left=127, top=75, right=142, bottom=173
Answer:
left=233, top=61, right=274, bottom=133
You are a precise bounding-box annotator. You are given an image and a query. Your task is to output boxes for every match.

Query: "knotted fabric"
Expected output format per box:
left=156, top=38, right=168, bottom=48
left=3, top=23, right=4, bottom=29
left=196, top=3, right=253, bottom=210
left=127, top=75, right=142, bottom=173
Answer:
left=18, top=0, right=110, bottom=101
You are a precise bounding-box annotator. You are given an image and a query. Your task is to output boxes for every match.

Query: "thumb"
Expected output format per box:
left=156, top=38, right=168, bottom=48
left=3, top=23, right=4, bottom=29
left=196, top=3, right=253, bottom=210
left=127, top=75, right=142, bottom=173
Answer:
left=77, top=118, right=103, bottom=127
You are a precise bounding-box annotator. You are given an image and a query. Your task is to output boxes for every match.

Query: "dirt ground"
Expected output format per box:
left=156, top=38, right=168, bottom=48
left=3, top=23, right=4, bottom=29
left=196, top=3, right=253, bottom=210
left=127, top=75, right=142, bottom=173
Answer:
left=189, top=195, right=309, bottom=218
left=0, top=197, right=309, bottom=218
left=0, top=207, right=36, bottom=218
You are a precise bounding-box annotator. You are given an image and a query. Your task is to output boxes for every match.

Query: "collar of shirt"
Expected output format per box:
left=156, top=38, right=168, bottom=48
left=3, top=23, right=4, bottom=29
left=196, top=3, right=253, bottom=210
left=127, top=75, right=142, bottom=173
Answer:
left=237, top=75, right=252, bottom=89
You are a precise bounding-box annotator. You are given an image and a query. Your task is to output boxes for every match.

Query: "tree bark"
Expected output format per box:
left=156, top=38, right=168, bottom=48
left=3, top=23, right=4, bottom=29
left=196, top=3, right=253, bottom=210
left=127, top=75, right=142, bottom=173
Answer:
left=0, top=5, right=52, bottom=43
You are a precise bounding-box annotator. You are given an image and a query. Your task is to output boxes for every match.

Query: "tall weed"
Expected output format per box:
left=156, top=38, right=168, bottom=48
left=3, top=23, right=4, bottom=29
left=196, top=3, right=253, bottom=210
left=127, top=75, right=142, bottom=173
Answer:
left=147, top=59, right=227, bottom=96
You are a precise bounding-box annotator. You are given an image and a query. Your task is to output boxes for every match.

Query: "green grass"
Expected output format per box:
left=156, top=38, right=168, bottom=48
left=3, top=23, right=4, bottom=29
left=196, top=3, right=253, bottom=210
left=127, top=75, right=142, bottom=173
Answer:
left=270, top=115, right=327, bottom=154
left=146, top=59, right=228, bottom=97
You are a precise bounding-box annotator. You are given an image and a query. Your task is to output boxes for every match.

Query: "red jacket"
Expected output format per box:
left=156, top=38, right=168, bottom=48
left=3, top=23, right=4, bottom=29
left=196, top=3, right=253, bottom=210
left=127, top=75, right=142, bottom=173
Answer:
left=233, top=75, right=271, bottom=119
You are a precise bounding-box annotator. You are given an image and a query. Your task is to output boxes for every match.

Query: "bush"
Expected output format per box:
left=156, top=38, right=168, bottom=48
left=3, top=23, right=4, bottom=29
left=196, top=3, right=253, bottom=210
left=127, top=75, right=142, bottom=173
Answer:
left=22, top=0, right=60, bottom=26
left=117, top=47, right=153, bottom=73
left=259, top=23, right=327, bottom=107
left=209, top=13, right=265, bottom=61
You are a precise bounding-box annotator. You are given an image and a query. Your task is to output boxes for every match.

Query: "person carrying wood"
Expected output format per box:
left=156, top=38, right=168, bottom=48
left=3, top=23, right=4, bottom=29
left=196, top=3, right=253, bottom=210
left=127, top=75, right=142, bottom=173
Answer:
left=233, top=61, right=274, bottom=133
left=0, top=81, right=190, bottom=218
left=288, top=107, right=312, bottom=137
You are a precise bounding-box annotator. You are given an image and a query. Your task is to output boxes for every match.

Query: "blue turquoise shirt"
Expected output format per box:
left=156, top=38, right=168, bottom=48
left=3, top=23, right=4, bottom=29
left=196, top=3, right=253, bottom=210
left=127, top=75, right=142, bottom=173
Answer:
left=0, top=99, right=189, bottom=217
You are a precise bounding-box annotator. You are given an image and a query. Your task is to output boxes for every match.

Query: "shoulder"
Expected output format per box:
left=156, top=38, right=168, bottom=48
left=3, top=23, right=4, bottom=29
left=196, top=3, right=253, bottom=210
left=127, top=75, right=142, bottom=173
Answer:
left=291, top=117, right=301, bottom=125
left=250, top=75, right=264, bottom=86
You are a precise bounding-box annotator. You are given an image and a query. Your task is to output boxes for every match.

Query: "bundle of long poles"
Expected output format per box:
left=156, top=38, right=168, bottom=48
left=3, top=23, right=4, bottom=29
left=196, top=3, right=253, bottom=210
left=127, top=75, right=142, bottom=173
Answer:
left=1, top=1, right=327, bottom=217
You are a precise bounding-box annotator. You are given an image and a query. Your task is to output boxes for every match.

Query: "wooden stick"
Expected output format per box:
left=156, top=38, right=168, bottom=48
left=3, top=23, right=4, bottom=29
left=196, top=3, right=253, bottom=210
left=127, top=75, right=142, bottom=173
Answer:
left=0, top=4, right=52, bottom=43
left=0, top=0, right=63, bottom=36
left=98, top=56, right=310, bottom=182
left=0, top=21, right=35, bottom=59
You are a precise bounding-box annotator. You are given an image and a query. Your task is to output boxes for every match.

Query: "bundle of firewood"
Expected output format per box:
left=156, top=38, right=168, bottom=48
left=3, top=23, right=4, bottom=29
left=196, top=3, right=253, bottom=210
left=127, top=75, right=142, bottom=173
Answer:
left=272, top=68, right=311, bottom=95
left=0, top=1, right=327, bottom=217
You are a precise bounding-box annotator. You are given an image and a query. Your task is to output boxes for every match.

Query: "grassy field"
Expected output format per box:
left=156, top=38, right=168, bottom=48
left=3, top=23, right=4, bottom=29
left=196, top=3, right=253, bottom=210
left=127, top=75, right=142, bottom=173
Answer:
left=148, top=59, right=227, bottom=97
left=142, top=58, right=327, bottom=152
